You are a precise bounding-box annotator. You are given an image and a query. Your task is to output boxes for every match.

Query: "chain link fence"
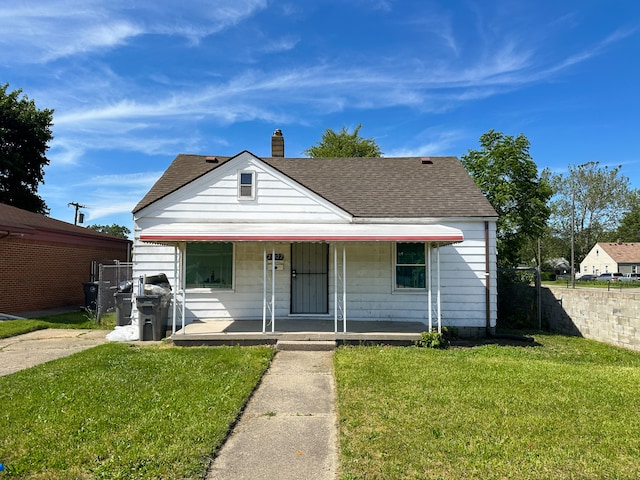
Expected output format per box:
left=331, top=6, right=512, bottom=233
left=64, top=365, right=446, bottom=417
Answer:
left=497, top=268, right=541, bottom=330
left=96, top=262, right=133, bottom=321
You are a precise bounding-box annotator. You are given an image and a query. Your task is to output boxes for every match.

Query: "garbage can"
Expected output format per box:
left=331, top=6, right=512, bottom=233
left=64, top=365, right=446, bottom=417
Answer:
left=136, top=295, right=169, bottom=341
left=114, top=293, right=132, bottom=326
left=82, top=282, right=99, bottom=311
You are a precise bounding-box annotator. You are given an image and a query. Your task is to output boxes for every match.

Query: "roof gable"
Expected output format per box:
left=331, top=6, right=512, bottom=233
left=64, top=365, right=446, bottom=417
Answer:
left=133, top=152, right=497, bottom=219
left=137, top=151, right=352, bottom=222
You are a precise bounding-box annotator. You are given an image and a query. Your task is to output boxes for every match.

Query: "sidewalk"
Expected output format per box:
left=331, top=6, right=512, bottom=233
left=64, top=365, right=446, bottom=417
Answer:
left=206, top=349, right=338, bottom=480
left=0, top=329, right=109, bottom=377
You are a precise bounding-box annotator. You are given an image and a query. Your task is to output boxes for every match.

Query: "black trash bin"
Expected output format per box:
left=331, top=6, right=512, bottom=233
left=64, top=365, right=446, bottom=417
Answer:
left=82, top=282, right=99, bottom=311
left=136, top=295, right=169, bottom=341
left=114, top=293, right=132, bottom=326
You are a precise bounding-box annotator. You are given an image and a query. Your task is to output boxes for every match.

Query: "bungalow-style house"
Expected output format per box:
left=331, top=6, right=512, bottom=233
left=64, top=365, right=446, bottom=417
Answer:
left=132, top=131, right=498, bottom=340
left=580, top=242, right=640, bottom=276
left=0, top=202, right=132, bottom=315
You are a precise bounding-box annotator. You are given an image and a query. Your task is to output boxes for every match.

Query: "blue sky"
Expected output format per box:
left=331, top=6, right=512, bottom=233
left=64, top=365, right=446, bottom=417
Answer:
left=1, top=1, right=639, bottom=233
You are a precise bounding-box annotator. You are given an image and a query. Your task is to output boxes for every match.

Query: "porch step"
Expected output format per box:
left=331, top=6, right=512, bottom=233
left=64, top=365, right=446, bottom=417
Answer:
left=276, top=340, right=336, bottom=351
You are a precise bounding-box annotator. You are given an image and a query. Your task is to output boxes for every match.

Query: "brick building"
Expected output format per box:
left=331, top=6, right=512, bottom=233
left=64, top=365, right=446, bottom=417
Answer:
left=0, top=203, right=132, bottom=315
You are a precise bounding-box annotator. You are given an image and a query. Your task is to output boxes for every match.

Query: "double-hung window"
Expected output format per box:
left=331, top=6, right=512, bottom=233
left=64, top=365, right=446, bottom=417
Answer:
left=185, top=242, right=233, bottom=289
left=395, top=242, right=426, bottom=289
left=238, top=171, right=255, bottom=199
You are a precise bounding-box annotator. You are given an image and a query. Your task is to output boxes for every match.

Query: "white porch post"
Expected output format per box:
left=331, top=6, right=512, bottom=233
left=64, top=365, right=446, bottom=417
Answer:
left=334, top=244, right=338, bottom=333
left=263, top=245, right=267, bottom=333
left=427, top=242, right=432, bottom=331
left=343, top=245, right=347, bottom=333
left=172, top=245, right=178, bottom=334
left=437, top=245, right=442, bottom=334
left=271, top=246, right=275, bottom=333
left=181, top=243, right=186, bottom=334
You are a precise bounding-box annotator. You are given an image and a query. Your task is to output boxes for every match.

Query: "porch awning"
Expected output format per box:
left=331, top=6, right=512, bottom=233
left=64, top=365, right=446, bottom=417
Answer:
left=140, top=223, right=463, bottom=243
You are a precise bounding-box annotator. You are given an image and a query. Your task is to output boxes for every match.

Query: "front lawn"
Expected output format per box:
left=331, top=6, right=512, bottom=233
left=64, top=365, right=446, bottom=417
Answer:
left=0, top=343, right=274, bottom=479
left=0, top=311, right=115, bottom=339
left=335, top=334, right=640, bottom=479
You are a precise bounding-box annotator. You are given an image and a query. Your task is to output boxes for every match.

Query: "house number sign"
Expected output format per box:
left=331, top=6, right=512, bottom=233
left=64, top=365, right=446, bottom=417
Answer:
left=266, top=252, right=285, bottom=270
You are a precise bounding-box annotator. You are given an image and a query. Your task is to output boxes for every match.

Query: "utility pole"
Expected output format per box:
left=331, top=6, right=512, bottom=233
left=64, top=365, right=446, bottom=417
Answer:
left=571, top=191, right=575, bottom=289
left=67, top=202, right=87, bottom=225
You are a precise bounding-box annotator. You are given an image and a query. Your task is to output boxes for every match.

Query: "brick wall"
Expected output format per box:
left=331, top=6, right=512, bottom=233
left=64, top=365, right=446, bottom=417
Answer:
left=0, top=236, right=129, bottom=315
left=542, top=286, right=640, bottom=351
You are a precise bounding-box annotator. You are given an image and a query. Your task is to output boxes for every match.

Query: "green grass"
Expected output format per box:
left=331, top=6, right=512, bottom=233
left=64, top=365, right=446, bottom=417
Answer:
left=335, top=334, right=640, bottom=479
left=0, top=311, right=115, bottom=339
left=0, top=343, right=274, bottom=479
left=543, top=279, right=639, bottom=289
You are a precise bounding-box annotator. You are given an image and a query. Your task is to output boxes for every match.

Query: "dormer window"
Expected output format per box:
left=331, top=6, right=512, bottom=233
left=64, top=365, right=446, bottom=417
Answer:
left=238, top=171, right=255, bottom=200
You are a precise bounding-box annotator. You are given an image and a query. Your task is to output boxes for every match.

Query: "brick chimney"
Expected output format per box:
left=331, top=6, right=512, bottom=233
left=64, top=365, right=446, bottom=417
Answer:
left=271, top=129, right=284, bottom=157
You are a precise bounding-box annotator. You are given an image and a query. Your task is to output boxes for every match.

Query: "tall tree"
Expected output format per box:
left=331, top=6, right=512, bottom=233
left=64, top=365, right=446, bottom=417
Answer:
left=614, top=190, right=640, bottom=242
left=461, top=130, right=552, bottom=267
left=0, top=83, right=54, bottom=214
left=547, top=162, right=632, bottom=262
left=304, top=124, right=382, bottom=158
left=87, top=223, right=132, bottom=239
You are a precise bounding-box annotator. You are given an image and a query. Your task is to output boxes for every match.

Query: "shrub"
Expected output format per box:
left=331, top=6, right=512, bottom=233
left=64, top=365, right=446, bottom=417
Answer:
left=415, top=329, right=450, bottom=349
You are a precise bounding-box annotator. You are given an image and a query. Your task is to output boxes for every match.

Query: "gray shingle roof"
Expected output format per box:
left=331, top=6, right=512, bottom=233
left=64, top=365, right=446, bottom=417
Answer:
left=133, top=153, right=497, bottom=218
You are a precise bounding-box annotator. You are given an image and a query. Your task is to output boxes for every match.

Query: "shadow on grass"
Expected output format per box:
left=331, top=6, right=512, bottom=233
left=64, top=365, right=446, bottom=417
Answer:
left=450, top=330, right=543, bottom=348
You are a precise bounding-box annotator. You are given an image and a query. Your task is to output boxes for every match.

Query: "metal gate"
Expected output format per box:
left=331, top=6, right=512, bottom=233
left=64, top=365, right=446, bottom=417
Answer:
left=96, top=261, right=133, bottom=321
left=291, top=243, right=328, bottom=314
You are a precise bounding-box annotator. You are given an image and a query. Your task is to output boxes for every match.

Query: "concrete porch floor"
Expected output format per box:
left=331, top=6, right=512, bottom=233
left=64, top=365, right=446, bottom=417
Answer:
left=169, top=319, right=429, bottom=346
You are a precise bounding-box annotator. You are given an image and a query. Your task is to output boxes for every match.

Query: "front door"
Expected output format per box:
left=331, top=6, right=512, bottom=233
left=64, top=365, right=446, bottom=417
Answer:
left=291, top=243, right=328, bottom=314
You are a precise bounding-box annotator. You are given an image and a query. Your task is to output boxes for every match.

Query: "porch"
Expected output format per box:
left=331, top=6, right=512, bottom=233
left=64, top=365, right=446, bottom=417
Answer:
left=169, top=318, right=428, bottom=346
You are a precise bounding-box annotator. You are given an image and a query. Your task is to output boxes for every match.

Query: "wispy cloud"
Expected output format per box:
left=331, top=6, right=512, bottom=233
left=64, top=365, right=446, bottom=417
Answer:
left=0, top=0, right=267, bottom=63
left=385, top=129, right=466, bottom=157
left=41, top=171, right=164, bottom=223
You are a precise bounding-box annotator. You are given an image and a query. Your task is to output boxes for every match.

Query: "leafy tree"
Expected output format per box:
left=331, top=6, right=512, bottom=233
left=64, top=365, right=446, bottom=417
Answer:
left=304, top=124, right=382, bottom=158
left=87, top=223, right=131, bottom=239
left=461, top=130, right=552, bottom=268
left=547, top=162, right=632, bottom=262
left=614, top=190, right=640, bottom=242
left=0, top=83, right=53, bottom=214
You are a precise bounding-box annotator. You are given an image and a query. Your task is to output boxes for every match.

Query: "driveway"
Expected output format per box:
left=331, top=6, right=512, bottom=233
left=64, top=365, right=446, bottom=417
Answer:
left=0, top=329, right=109, bottom=377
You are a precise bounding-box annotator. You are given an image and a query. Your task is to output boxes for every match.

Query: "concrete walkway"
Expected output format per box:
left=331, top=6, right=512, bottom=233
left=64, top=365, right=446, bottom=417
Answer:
left=0, top=329, right=109, bottom=377
left=206, top=349, right=338, bottom=480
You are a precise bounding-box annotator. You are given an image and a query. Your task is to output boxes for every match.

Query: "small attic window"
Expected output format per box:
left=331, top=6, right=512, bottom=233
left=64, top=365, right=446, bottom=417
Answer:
left=238, top=171, right=255, bottom=199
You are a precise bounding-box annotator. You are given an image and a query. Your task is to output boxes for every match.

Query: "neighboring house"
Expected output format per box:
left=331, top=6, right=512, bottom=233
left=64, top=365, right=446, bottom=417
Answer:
left=132, top=131, right=498, bottom=337
left=580, top=242, right=640, bottom=276
left=545, top=257, right=571, bottom=276
left=0, top=203, right=132, bottom=315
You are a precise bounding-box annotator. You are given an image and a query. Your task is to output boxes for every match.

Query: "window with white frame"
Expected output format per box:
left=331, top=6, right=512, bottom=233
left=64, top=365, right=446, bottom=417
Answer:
left=238, top=171, right=255, bottom=199
left=185, top=242, right=233, bottom=289
left=395, top=242, right=426, bottom=289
